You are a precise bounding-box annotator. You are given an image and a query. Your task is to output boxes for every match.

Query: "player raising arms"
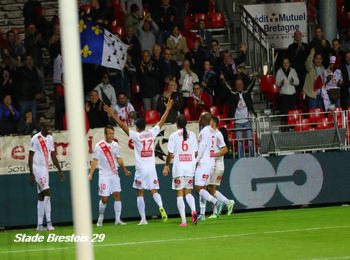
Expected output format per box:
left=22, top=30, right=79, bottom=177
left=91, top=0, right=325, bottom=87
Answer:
left=163, top=115, right=198, bottom=227
left=28, top=122, right=65, bottom=231
left=88, top=126, right=131, bottom=227
left=105, top=100, right=174, bottom=225
left=195, top=112, right=224, bottom=220
left=207, top=116, right=234, bottom=219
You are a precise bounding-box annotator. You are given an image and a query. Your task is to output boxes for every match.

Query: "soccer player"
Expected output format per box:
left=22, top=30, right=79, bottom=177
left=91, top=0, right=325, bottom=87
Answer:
left=28, top=123, right=64, bottom=231
left=88, top=126, right=131, bottom=226
left=104, top=100, right=174, bottom=225
left=163, top=115, right=198, bottom=227
left=207, top=115, right=235, bottom=219
left=195, top=112, right=224, bottom=220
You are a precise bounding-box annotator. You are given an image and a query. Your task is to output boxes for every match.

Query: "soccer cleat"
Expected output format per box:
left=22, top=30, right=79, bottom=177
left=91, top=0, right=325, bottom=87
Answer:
left=97, top=214, right=104, bottom=227
left=36, top=225, right=47, bottom=231
left=115, top=220, right=127, bottom=225
left=47, top=222, right=55, bottom=231
left=215, top=201, right=225, bottom=217
left=208, top=214, right=218, bottom=219
left=179, top=223, right=188, bottom=227
left=227, top=200, right=235, bottom=215
left=191, top=211, right=198, bottom=225
left=137, top=220, right=148, bottom=225
left=159, top=207, right=168, bottom=222
left=198, top=214, right=206, bottom=221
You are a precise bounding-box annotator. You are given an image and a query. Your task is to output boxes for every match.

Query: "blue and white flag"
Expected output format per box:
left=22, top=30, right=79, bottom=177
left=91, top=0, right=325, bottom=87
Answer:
left=80, top=19, right=128, bottom=70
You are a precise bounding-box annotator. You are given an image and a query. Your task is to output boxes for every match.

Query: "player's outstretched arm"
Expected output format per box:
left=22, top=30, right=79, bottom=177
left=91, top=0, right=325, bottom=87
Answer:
left=88, top=159, right=98, bottom=181
left=51, top=151, right=64, bottom=181
left=163, top=153, right=173, bottom=176
left=214, top=146, right=228, bottom=158
left=104, top=105, right=130, bottom=136
left=117, top=158, right=131, bottom=177
left=158, top=99, right=174, bottom=129
left=28, top=151, right=35, bottom=186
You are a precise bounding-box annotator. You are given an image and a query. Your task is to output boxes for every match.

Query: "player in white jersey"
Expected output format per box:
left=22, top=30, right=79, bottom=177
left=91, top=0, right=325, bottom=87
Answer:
left=163, top=115, right=198, bottom=226
left=28, top=123, right=64, bottom=231
left=88, top=126, right=131, bottom=226
left=194, top=112, right=224, bottom=219
left=207, top=116, right=234, bottom=219
left=105, top=100, right=173, bottom=225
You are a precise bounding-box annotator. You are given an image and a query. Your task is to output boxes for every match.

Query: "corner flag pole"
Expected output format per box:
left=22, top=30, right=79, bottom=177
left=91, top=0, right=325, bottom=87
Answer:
left=58, top=1, right=94, bottom=259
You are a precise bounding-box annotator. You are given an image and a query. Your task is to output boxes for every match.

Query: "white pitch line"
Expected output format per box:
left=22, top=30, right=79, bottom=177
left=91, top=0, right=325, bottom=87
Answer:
left=1, top=225, right=350, bottom=255
left=308, top=257, right=350, bottom=260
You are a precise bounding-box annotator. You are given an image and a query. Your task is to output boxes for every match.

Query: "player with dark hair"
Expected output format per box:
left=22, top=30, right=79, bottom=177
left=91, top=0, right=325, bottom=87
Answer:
left=105, top=100, right=174, bottom=225
left=163, top=115, right=198, bottom=226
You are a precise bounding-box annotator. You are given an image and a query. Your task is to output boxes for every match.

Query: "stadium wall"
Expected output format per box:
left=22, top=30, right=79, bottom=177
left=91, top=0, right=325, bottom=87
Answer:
left=1, top=151, right=350, bottom=228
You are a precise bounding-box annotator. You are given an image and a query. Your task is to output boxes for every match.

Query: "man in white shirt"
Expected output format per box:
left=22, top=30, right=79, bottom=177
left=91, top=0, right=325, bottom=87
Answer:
left=94, top=73, right=117, bottom=107
left=113, top=92, right=137, bottom=126
left=163, top=115, right=198, bottom=226
left=323, top=56, right=343, bottom=110
left=28, top=123, right=64, bottom=231
left=105, top=99, right=174, bottom=225
left=88, top=126, right=131, bottom=227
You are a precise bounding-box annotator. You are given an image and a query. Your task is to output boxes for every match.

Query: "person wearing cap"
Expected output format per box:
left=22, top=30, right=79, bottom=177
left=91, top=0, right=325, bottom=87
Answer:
left=322, top=56, right=343, bottom=110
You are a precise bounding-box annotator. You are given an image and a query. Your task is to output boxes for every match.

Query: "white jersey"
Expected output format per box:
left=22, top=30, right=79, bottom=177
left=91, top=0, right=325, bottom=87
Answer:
left=30, top=132, right=55, bottom=171
left=168, top=129, right=198, bottom=178
left=129, top=125, right=160, bottom=170
left=93, top=140, right=120, bottom=177
left=213, top=128, right=226, bottom=164
left=113, top=102, right=135, bottom=126
left=197, top=125, right=216, bottom=167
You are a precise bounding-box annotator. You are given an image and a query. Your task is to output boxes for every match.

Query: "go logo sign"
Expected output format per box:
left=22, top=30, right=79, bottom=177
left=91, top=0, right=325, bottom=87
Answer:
left=229, top=154, right=324, bottom=208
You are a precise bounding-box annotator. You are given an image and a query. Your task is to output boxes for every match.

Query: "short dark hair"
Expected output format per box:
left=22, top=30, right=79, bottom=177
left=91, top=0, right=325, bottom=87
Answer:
left=104, top=126, right=114, bottom=135
left=193, top=82, right=201, bottom=88
left=117, top=91, right=127, bottom=97
left=135, top=118, right=146, bottom=131
left=130, top=4, right=139, bottom=12
left=315, top=25, right=323, bottom=31
left=211, top=115, right=219, bottom=126
left=211, top=39, right=219, bottom=45
left=332, top=38, right=340, bottom=44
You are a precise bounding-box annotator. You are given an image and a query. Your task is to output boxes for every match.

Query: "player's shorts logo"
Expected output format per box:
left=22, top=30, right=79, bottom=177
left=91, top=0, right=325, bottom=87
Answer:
left=99, top=183, right=106, bottom=192
left=229, top=154, right=324, bottom=208
left=153, top=179, right=158, bottom=185
left=202, top=174, right=209, bottom=180
left=175, top=179, right=181, bottom=185
left=217, top=176, right=222, bottom=181
left=135, top=180, right=141, bottom=186
left=188, top=179, right=193, bottom=185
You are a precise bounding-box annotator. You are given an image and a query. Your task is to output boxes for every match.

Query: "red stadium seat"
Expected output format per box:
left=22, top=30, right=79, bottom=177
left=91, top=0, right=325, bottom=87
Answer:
left=184, top=16, right=192, bottom=31
left=209, top=12, right=225, bottom=28
left=80, top=3, right=92, bottom=14
left=193, top=13, right=208, bottom=28
left=184, top=107, right=192, bottom=121
left=287, top=109, right=302, bottom=125
left=309, top=108, right=324, bottom=124
left=328, top=107, right=343, bottom=128
left=315, top=118, right=333, bottom=130
left=222, top=104, right=230, bottom=118
left=260, top=75, right=278, bottom=94
left=295, top=119, right=312, bottom=132
left=131, top=83, right=141, bottom=95
left=111, top=25, right=124, bottom=37
left=145, top=110, right=160, bottom=125
left=210, top=106, right=220, bottom=116
left=226, top=120, right=234, bottom=130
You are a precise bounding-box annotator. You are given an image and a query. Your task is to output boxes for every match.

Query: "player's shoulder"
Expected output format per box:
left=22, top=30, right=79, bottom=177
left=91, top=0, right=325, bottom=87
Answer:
left=95, top=140, right=104, bottom=148
left=31, top=132, right=40, bottom=141
left=111, top=140, right=119, bottom=148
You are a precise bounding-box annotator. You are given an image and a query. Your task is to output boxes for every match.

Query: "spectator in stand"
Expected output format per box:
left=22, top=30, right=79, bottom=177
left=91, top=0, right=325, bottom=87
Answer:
left=156, top=79, right=183, bottom=123
left=0, top=94, right=20, bottom=135
left=331, top=39, right=344, bottom=70
left=303, top=48, right=325, bottom=109
left=322, top=56, right=342, bottom=110
left=340, top=51, right=350, bottom=107
left=54, top=76, right=65, bottom=130
left=208, top=39, right=223, bottom=70
left=24, top=24, right=44, bottom=70
left=197, top=19, right=212, bottom=53
left=113, top=92, right=137, bottom=126
left=15, top=54, right=42, bottom=120
left=287, top=30, right=308, bottom=91
left=2, top=30, right=26, bottom=70
left=0, top=69, right=15, bottom=101
left=17, top=110, right=40, bottom=135
left=48, top=24, right=61, bottom=61
left=152, top=44, right=162, bottom=65
left=179, top=59, right=199, bottom=106
left=125, top=4, right=143, bottom=32
left=166, top=25, right=188, bottom=66
left=275, top=58, right=300, bottom=116
left=137, top=14, right=159, bottom=53
left=185, top=38, right=206, bottom=76
left=94, top=72, right=117, bottom=107
left=341, top=29, right=350, bottom=53
left=172, top=0, right=188, bottom=30
left=23, top=0, right=42, bottom=27
left=153, top=0, right=177, bottom=46
left=85, top=89, right=109, bottom=128
left=160, top=47, right=180, bottom=83
left=228, top=77, right=256, bottom=159
left=123, top=27, right=142, bottom=64
left=200, top=59, right=217, bottom=98
left=309, top=26, right=332, bottom=67
left=138, top=50, right=162, bottom=110
left=187, top=82, right=211, bottom=120
left=121, top=0, right=143, bottom=15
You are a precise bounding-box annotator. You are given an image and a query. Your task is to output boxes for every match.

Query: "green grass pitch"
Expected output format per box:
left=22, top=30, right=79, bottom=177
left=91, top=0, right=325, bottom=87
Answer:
left=1, top=206, right=350, bottom=260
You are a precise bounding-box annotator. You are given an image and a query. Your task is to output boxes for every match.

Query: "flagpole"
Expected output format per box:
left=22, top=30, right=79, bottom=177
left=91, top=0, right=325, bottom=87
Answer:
left=58, top=1, right=94, bottom=260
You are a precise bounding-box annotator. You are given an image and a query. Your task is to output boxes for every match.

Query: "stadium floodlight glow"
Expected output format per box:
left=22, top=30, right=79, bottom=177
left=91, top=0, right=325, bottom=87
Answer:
left=58, top=0, right=94, bottom=259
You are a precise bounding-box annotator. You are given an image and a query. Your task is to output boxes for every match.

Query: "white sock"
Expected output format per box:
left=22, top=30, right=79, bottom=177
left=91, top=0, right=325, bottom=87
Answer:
left=152, top=193, right=163, bottom=208
left=199, top=189, right=217, bottom=204
left=199, top=196, right=206, bottom=215
left=214, top=191, right=229, bottom=205
left=99, top=200, right=107, bottom=216
left=114, top=201, right=122, bottom=222
left=177, top=197, right=186, bottom=224
left=37, top=200, right=45, bottom=226
left=212, top=205, right=218, bottom=214
left=44, top=196, right=51, bottom=223
left=185, top=194, right=196, bottom=212
left=137, top=196, right=146, bottom=221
